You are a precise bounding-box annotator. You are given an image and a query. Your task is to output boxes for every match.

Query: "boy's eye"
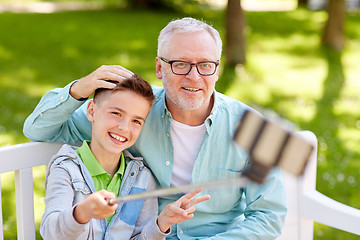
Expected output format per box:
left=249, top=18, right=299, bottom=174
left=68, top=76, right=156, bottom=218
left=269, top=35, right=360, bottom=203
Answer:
left=111, top=112, right=121, bottom=116
left=133, top=119, right=143, bottom=125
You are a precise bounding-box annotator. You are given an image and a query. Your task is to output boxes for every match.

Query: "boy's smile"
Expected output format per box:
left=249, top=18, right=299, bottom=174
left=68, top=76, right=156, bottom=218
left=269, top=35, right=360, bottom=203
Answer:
left=109, top=132, right=127, bottom=143
left=87, top=89, right=151, bottom=165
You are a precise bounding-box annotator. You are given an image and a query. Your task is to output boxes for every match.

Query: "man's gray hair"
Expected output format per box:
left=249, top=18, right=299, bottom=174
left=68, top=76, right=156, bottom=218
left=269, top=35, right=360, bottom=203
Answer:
left=157, top=17, right=222, bottom=59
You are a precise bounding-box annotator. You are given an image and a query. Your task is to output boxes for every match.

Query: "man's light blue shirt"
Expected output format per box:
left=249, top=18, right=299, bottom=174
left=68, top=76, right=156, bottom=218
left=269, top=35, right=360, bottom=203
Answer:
left=24, top=82, right=287, bottom=239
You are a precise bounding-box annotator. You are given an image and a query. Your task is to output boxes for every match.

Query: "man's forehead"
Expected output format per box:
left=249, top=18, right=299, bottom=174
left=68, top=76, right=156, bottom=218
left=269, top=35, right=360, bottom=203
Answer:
left=167, top=32, right=218, bottom=58
left=170, top=30, right=212, bottom=40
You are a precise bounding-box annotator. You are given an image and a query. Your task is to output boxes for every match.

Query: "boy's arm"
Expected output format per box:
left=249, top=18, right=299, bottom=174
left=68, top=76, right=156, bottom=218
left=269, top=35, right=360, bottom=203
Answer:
left=156, top=189, right=211, bottom=233
left=73, top=190, right=118, bottom=224
left=130, top=174, right=210, bottom=240
left=41, top=164, right=88, bottom=239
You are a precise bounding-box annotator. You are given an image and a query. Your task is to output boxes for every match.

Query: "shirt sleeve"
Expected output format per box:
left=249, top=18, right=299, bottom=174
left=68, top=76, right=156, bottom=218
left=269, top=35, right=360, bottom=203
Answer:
left=23, top=81, right=92, bottom=144
left=208, top=168, right=287, bottom=240
left=40, top=162, right=89, bottom=240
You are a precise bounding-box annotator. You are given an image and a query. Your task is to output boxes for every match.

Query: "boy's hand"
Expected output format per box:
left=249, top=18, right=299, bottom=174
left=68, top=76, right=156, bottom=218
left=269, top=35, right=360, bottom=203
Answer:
left=70, top=65, right=134, bottom=100
left=157, top=189, right=211, bottom=233
left=73, top=190, right=118, bottom=224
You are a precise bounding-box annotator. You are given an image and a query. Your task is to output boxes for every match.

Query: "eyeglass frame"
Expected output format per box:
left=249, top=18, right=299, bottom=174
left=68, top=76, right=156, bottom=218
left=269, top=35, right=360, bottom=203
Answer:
left=159, top=57, right=220, bottom=76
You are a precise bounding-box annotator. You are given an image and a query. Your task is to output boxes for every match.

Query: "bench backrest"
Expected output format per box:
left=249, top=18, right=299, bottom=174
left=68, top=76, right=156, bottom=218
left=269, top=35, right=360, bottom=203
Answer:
left=279, top=131, right=360, bottom=239
left=0, top=142, right=63, bottom=240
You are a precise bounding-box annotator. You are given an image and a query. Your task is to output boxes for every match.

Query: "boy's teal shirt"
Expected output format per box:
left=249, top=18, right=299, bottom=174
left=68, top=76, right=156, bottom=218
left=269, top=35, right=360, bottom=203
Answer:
left=76, top=140, right=125, bottom=223
left=24, top=81, right=287, bottom=239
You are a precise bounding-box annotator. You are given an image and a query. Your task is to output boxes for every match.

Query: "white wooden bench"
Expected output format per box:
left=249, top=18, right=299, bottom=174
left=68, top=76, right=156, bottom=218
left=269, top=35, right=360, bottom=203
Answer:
left=0, top=142, right=63, bottom=240
left=0, top=131, right=359, bottom=239
left=278, top=131, right=360, bottom=239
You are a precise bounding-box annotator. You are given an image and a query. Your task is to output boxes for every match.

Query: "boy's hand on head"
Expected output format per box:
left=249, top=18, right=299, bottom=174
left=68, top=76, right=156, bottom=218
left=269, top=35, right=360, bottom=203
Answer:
left=156, top=189, right=211, bottom=233
left=70, top=65, right=134, bottom=100
left=73, top=190, right=118, bottom=224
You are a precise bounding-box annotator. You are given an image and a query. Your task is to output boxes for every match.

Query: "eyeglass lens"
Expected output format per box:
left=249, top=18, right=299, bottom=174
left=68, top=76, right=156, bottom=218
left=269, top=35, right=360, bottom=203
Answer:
left=172, top=61, right=217, bottom=75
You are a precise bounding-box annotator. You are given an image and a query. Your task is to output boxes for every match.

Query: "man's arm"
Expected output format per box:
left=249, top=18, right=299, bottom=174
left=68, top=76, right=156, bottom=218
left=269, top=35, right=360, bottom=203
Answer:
left=23, top=81, right=92, bottom=144
left=23, top=65, right=134, bottom=144
left=209, top=168, right=287, bottom=240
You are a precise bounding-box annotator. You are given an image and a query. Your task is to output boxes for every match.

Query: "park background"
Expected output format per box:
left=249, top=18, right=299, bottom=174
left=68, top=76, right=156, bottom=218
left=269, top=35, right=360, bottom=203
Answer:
left=0, top=0, right=359, bottom=239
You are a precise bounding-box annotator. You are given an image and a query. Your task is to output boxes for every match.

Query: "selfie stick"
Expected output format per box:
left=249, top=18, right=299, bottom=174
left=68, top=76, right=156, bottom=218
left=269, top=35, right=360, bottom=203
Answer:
left=108, top=176, right=248, bottom=205
left=108, top=109, right=314, bottom=205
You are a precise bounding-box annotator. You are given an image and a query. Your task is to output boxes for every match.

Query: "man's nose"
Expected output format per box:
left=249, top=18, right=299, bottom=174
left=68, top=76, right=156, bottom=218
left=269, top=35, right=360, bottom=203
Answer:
left=186, top=65, right=201, bottom=80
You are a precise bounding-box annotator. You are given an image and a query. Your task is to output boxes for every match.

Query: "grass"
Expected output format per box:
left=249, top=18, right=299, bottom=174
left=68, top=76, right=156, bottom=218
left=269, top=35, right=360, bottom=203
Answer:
left=0, top=6, right=359, bottom=240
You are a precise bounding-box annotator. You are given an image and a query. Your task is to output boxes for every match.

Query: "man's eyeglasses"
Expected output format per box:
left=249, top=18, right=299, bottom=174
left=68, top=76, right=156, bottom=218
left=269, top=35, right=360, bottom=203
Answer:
left=160, top=57, right=219, bottom=76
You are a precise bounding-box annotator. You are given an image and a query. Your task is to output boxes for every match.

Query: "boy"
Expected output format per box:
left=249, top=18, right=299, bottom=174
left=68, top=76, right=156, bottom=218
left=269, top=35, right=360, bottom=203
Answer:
left=40, top=74, right=210, bottom=239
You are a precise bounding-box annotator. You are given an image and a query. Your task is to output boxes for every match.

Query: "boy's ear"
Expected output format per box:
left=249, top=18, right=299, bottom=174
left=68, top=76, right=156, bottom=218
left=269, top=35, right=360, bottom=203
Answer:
left=87, top=100, right=95, bottom=122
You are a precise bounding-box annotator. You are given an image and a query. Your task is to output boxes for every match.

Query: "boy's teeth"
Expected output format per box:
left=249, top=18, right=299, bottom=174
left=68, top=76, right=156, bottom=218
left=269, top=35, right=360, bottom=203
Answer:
left=110, top=133, right=126, bottom=142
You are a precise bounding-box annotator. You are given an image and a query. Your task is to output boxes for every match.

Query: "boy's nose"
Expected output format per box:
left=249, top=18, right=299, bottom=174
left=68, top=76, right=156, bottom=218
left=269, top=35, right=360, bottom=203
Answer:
left=117, top=120, right=129, bottom=132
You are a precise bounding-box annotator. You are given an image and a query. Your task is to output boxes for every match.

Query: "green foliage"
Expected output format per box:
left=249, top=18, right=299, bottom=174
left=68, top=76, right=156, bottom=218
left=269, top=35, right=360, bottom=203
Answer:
left=0, top=7, right=359, bottom=240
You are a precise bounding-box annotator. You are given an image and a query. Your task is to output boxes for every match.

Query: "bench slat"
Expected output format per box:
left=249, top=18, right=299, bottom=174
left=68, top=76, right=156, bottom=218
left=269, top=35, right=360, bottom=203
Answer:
left=0, top=142, right=63, bottom=173
left=15, top=169, right=35, bottom=240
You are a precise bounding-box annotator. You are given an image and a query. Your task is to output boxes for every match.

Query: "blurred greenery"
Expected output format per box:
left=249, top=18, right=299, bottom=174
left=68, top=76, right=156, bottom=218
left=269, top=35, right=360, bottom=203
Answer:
left=0, top=4, right=359, bottom=240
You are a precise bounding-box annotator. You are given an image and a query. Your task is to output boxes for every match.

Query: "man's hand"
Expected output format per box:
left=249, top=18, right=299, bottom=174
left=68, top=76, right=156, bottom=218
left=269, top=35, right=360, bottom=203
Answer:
left=73, top=190, right=118, bottom=224
left=157, top=189, right=211, bottom=233
left=70, top=65, right=134, bottom=100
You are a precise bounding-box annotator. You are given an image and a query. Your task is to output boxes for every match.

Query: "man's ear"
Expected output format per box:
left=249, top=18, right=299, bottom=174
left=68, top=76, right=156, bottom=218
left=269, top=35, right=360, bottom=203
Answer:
left=155, top=57, right=162, bottom=79
left=215, top=67, right=220, bottom=82
left=87, top=100, right=95, bottom=122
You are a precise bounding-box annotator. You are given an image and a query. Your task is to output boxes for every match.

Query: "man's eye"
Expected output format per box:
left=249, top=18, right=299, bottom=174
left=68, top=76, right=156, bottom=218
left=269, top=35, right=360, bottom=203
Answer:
left=174, top=62, right=187, bottom=68
left=200, top=63, right=210, bottom=68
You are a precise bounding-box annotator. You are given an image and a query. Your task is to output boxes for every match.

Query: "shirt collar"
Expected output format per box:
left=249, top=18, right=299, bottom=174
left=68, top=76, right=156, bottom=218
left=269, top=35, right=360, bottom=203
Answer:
left=158, top=89, right=172, bottom=120
left=205, top=91, right=218, bottom=130
left=76, top=140, right=125, bottom=177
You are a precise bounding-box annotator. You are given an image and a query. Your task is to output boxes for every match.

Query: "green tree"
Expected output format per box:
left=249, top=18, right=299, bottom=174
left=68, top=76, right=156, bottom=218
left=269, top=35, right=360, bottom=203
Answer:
left=225, top=0, right=246, bottom=65
left=321, top=0, right=345, bottom=51
left=218, top=0, right=246, bottom=93
left=125, top=0, right=208, bottom=12
left=298, top=0, right=309, bottom=6
left=127, top=0, right=167, bottom=9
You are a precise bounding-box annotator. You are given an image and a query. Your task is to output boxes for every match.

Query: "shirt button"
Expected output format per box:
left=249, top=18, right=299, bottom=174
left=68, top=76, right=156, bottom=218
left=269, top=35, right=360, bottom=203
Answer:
left=179, top=230, right=183, bottom=235
left=40, top=113, right=43, bottom=117
left=60, top=96, right=64, bottom=100
left=165, top=161, right=170, bottom=166
left=166, top=133, right=170, bottom=137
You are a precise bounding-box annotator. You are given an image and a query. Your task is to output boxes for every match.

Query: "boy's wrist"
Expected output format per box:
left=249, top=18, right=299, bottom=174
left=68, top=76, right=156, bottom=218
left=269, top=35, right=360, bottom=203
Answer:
left=156, top=215, right=171, bottom=233
left=73, top=203, right=91, bottom=224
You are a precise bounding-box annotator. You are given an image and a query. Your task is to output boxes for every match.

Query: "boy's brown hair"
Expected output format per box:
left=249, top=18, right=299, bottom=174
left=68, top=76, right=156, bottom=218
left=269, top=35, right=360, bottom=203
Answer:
left=94, top=74, right=155, bottom=106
